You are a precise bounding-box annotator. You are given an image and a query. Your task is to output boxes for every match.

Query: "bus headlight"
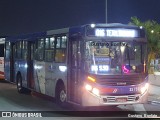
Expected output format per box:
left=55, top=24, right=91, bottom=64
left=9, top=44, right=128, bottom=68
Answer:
left=85, top=84, right=100, bottom=96
left=140, top=83, right=149, bottom=94
left=85, top=84, right=92, bottom=91
left=92, top=88, right=100, bottom=96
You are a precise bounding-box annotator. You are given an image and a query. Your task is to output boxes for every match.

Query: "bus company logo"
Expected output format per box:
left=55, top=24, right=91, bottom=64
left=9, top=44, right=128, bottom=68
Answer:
left=2, top=112, right=11, bottom=117
left=117, top=82, right=127, bottom=85
left=1, top=112, right=42, bottom=117
left=113, top=88, right=118, bottom=93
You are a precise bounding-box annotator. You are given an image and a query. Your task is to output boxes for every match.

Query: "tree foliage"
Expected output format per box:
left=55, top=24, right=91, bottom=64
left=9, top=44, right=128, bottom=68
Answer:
left=130, top=17, right=160, bottom=73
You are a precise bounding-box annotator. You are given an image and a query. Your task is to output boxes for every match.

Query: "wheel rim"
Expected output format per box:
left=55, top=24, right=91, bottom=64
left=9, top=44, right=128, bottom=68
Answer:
left=60, top=90, right=66, bottom=102
left=17, top=77, right=21, bottom=91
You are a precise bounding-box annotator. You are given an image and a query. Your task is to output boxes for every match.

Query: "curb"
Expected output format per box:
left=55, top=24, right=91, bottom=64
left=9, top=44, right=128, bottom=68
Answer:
left=148, top=100, right=160, bottom=105
left=147, top=95, right=160, bottom=105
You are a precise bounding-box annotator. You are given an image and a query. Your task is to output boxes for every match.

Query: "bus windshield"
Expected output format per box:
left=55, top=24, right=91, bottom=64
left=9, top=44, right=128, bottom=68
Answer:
left=85, top=41, right=147, bottom=75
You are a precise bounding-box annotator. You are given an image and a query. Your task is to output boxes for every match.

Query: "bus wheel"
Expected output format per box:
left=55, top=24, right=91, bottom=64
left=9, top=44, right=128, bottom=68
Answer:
left=56, top=84, right=67, bottom=106
left=16, top=74, right=25, bottom=93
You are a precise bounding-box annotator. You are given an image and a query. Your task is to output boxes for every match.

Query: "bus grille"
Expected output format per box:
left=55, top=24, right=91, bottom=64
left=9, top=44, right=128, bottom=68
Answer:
left=102, top=95, right=140, bottom=103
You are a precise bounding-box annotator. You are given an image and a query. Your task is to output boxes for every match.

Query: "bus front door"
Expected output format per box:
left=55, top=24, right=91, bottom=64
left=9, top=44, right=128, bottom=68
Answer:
left=69, top=40, right=82, bottom=104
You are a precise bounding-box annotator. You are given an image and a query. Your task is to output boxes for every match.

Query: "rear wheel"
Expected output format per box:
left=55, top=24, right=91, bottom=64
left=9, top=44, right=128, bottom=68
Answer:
left=16, top=74, right=31, bottom=94
left=56, top=84, right=67, bottom=106
left=17, top=74, right=25, bottom=93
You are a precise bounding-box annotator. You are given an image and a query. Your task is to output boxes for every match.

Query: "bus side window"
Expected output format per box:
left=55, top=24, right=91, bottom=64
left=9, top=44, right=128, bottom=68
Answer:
left=45, top=37, right=55, bottom=62
left=45, top=50, right=54, bottom=61
left=55, top=36, right=67, bottom=63
left=15, top=41, right=22, bottom=59
left=55, top=49, right=65, bottom=62
left=22, top=41, right=28, bottom=60
left=5, top=42, right=10, bottom=59
left=0, top=44, right=4, bottom=57
left=35, top=39, right=44, bottom=61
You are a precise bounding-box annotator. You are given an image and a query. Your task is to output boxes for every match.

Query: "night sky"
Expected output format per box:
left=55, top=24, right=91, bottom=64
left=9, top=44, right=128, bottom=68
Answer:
left=0, top=0, right=160, bottom=36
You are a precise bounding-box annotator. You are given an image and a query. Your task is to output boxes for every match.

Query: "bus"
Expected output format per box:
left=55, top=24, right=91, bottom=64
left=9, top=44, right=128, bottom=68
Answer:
left=4, top=23, right=149, bottom=106
left=0, top=37, right=5, bottom=80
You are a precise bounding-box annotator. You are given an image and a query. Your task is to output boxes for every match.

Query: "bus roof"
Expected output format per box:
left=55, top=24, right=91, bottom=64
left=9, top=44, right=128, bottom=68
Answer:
left=6, top=32, right=46, bottom=42
left=6, top=23, right=141, bottom=42
left=69, top=23, right=140, bottom=37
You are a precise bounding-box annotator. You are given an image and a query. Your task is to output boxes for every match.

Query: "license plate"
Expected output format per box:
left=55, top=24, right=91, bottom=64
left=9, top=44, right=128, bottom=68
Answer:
left=116, top=98, right=127, bottom=102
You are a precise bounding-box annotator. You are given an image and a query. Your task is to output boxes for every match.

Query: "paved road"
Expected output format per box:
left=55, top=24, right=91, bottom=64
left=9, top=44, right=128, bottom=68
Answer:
left=0, top=80, right=159, bottom=118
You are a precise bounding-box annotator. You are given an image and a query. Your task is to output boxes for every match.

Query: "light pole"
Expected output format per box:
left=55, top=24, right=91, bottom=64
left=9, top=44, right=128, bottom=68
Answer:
left=106, top=0, right=108, bottom=23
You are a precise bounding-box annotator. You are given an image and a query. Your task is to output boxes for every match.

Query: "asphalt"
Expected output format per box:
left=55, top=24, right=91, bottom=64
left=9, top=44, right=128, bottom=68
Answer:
left=148, top=74, right=160, bottom=104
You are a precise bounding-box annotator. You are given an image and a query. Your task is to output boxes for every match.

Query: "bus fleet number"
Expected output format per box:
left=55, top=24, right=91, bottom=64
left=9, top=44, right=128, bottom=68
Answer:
left=129, top=87, right=139, bottom=92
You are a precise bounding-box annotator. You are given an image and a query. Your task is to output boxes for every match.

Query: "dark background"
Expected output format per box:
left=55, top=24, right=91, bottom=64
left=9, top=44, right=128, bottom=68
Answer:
left=0, top=0, right=160, bottom=36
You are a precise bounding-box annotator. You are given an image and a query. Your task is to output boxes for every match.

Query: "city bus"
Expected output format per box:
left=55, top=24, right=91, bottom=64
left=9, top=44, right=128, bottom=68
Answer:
left=0, top=37, right=5, bottom=80
left=4, top=23, right=149, bottom=106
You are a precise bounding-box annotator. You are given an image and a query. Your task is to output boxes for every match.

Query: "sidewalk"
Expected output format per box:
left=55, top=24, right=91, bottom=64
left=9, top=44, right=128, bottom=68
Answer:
left=148, top=74, right=160, bottom=104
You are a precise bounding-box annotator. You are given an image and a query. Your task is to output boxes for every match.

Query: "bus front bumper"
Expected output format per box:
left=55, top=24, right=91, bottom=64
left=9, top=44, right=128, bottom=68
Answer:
left=82, top=90, right=148, bottom=106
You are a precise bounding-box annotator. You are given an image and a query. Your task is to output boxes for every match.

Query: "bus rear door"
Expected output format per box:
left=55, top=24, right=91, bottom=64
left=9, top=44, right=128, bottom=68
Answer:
left=27, top=42, right=34, bottom=89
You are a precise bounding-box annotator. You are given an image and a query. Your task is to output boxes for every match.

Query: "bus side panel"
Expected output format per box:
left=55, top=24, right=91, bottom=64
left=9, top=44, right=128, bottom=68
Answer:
left=14, top=60, right=28, bottom=87
left=33, top=60, right=67, bottom=98
left=33, top=61, right=46, bottom=94
left=45, top=62, right=55, bottom=97
left=45, top=63, right=67, bottom=98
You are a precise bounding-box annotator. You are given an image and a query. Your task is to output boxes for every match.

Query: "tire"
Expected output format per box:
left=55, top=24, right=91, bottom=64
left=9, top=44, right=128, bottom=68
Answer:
left=56, top=84, right=67, bottom=106
left=16, top=74, right=26, bottom=93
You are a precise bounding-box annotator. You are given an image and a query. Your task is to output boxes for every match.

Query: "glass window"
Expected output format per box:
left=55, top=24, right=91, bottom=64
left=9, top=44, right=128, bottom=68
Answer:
left=45, top=38, right=50, bottom=49
left=6, top=42, right=10, bottom=49
left=45, top=50, right=54, bottom=61
left=5, top=42, right=10, bottom=59
left=85, top=41, right=147, bottom=75
left=55, top=49, right=66, bottom=63
left=31, top=44, right=34, bottom=60
left=54, top=35, right=67, bottom=63
left=62, top=36, right=67, bottom=48
left=22, top=41, right=28, bottom=60
left=5, top=50, right=10, bottom=59
left=50, top=37, right=55, bottom=49
left=35, top=39, right=44, bottom=61
left=16, top=41, right=22, bottom=59
left=0, top=44, right=4, bottom=57
left=56, top=37, right=61, bottom=48
left=38, top=39, right=44, bottom=49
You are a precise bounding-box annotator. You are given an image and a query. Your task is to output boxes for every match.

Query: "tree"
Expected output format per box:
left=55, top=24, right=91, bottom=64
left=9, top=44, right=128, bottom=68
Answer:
left=130, top=17, right=160, bottom=73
